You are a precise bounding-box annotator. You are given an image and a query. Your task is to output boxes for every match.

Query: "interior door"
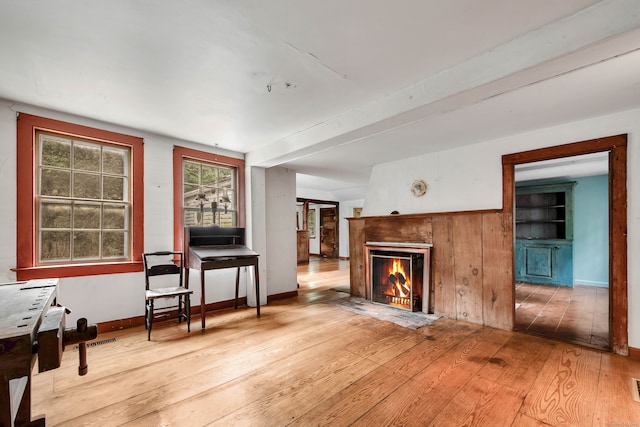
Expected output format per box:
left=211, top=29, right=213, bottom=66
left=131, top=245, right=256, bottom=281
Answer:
left=320, top=207, right=337, bottom=257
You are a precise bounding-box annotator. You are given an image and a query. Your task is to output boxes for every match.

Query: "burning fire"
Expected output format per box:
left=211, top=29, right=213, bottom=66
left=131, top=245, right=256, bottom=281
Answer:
left=385, top=259, right=411, bottom=298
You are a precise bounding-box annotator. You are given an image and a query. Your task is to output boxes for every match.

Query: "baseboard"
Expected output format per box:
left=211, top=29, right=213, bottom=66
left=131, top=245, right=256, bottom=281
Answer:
left=629, top=347, right=640, bottom=360
left=267, top=290, right=298, bottom=302
left=98, top=317, right=145, bottom=333
left=96, top=297, right=248, bottom=334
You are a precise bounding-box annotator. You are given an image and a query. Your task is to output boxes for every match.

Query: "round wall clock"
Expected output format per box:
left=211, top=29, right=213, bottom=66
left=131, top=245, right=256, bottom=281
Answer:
left=411, top=179, right=428, bottom=197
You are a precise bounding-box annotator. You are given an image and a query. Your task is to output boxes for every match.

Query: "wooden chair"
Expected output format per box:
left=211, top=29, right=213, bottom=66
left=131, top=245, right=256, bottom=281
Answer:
left=143, top=251, right=193, bottom=341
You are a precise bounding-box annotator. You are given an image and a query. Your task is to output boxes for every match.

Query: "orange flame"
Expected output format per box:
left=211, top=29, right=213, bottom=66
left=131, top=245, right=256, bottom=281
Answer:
left=389, top=259, right=411, bottom=298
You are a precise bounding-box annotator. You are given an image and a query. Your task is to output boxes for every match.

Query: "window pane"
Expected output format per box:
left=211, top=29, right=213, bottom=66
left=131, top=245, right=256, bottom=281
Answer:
left=201, top=210, right=214, bottom=226
left=73, top=143, right=101, bottom=172
left=202, top=165, right=218, bottom=185
left=218, top=168, right=231, bottom=185
left=184, top=162, right=200, bottom=184
left=218, top=189, right=234, bottom=207
left=183, top=184, right=200, bottom=207
left=74, top=204, right=101, bottom=229
left=73, top=172, right=101, bottom=199
left=103, top=148, right=126, bottom=175
left=103, top=176, right=125, bottom=200
left=41, top=230, right=71, bottom=261
left=184, top=209, right=198, bottom=227
left=182, top=159, right=237, bottom=228
left=202, top=186, right=216, bottom=204
left=41, top=169, right=71, bottom=197
left=41, top=202, right=71, bottom=228
left=219, top=211, right=234, bottom=227
left=73, top=231, right=100, bottom=259
left=41, top=136, right=71, bottom=168
left=33, top=127, right=135, bottom=266
left=102, top=231, right=125, bottom=257
left=103, top=205, right=126, bottom=229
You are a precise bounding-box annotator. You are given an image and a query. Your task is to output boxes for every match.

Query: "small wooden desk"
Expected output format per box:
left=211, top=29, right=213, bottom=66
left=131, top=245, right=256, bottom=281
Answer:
left=183, top=227, right=260, bottom=329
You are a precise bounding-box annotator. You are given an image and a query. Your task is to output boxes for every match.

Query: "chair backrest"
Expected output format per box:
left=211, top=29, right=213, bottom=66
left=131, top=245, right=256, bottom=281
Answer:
left=142, top=251, right=184, bottom=291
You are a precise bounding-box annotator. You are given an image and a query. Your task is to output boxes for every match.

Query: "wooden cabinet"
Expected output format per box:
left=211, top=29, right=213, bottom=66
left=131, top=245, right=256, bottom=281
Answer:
left=297, top=230, right=309, bottom=264
left=515, top=182, right=575, bottom=286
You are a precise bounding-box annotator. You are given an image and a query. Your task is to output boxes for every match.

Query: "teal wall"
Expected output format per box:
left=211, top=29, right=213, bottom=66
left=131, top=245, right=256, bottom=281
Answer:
left=573, top=174, right=609, bottom=287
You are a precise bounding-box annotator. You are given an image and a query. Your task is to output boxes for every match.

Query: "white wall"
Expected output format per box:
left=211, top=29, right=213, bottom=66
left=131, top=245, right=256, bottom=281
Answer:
left=265, top=167, right=298, bottom=296
left=0, top=100, right=270, bottom=326
left=363, top=107, right=640, bottom=349
left=339, top=199, right=364, bottom=258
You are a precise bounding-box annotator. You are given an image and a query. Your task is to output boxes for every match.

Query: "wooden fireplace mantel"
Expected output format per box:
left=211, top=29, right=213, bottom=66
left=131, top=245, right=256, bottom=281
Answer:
left=348, top=210, right=513, bottom=330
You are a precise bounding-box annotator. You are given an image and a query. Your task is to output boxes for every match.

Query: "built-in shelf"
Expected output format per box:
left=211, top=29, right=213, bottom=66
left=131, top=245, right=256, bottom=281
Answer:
left=515, top=182, right=575, bottom=240
left=515, top=182, right=576, bottom=286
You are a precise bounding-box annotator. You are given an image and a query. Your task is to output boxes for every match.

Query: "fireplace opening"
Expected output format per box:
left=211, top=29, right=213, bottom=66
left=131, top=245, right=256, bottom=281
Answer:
left=370, top=250, right=424, bottom=312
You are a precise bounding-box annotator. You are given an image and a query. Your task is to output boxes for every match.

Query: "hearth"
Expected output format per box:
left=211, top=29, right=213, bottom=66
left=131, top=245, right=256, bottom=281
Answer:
left=364, top=242, right=432, bottom=313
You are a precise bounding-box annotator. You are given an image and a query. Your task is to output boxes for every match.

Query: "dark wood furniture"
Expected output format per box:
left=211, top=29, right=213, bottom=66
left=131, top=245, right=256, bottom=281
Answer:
left=183, top=227, right=260, bottom=329
left=0, top=279, right=97, bottom=426
left=296, top=230, right=309, bottom=264
left=143, top=251, right=193, bottom=341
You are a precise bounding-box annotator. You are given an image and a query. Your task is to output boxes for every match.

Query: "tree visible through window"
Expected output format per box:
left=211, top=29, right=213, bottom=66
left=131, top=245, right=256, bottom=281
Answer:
left=183, top=160, right=236, bottom=227
left=37, top=131, right=131, bottom=263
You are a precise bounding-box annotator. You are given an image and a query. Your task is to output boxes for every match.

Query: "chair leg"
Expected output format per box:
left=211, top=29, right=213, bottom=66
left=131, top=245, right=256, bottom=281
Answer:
left=147, top=299, right=154, bottom=341
left=178, top=295, right=183, bottom=324
left=144, top=300, right=149, bottom=330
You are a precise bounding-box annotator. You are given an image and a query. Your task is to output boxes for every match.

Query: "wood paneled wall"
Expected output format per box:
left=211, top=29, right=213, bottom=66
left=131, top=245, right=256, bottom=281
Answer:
left=348, top=210, right=513, bottom=330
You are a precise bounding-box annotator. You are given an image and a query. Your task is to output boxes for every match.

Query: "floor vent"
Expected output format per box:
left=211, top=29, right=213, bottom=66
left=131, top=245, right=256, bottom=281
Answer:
left=632, top=378, right=640, bottom=403
left=72, top=337, right=117, bottom=351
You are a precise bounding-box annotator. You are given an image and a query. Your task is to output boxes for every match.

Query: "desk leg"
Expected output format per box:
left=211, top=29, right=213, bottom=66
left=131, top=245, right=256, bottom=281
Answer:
left=200, top=269, right=206, bottom=329
left=235, top=267, right=240, bottom=309
left=254, top=260, right=260, bottom=317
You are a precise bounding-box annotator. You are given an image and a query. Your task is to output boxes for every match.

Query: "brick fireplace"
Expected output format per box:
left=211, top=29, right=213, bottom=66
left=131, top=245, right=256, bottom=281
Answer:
left=364, top=242, right=432, bottom=313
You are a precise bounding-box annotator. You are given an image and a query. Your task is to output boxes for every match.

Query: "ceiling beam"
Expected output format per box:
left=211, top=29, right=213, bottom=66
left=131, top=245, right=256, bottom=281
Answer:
left=247, top=0, right=640, bottom=168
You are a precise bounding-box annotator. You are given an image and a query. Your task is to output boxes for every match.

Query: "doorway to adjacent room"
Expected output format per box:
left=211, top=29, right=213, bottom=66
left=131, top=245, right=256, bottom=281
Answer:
left=502, top=135, right=628, bottom=355
left=296, top=198, right=340, bottom=260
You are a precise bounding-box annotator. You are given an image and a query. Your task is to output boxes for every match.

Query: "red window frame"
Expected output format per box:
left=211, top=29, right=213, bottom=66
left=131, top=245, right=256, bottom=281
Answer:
left=172, top=146, right=245, bottom=252
left=15, top=113, right=144, bottom=279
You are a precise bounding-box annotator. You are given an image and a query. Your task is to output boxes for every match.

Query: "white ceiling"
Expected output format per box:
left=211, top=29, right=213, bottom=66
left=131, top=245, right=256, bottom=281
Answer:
left=515, top=152, right=609, bottom=183
left=1, top=1, right=639, bottom=199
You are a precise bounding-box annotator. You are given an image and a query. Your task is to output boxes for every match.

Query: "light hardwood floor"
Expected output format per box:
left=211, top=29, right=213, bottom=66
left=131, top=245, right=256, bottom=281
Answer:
left=515, top=282, right=610, bottom=351
left=32, top=257, right=640, bottom=426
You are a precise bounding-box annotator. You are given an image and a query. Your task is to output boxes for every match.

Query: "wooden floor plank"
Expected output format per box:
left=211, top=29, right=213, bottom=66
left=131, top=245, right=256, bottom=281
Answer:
left=476, top=332, right=556, bottom=398
left=430, top=376, right=523, bottom=426
left=516, top=283, right=610, bottom=351
left=290, top=319, right=479, bottom=426
left=521, top=343, right=602, bottom=425
left=593, top=352, right=640, bottom=426
left=28, top=258, right=640, bottom=426
left=351, top=327, right=512, bottom=426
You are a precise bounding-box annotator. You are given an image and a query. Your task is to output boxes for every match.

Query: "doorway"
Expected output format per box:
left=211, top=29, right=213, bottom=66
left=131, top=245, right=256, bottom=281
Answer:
left=296, top=198, right=340, bottom=259
left=502, top=134, right=628, bottom=355
left=320, top=207, right=338, bottom=257
left=513, top=154, right=609, bottom=350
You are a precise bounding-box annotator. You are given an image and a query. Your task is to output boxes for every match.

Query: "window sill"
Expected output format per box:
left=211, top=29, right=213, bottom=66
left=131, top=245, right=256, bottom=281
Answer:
left=14, top=261, right=144, bottom=280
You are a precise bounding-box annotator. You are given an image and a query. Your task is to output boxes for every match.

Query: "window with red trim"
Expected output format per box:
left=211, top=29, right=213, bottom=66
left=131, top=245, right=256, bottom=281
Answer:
left=16, top=114, right=144, bottom=279
left=173, top=146, right=245, bottom=251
